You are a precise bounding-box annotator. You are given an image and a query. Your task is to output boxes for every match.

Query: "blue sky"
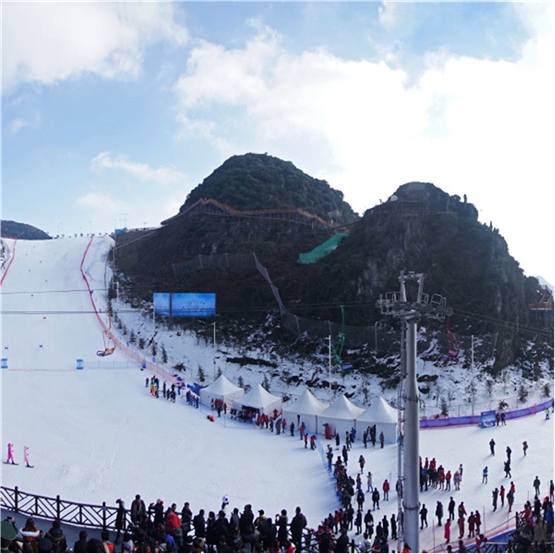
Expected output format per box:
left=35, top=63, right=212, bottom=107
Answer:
left=2, top=2, right=554, bottom=282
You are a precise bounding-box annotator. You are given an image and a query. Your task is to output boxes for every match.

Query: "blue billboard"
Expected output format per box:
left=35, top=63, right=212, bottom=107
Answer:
left=153, top=293, right=216, bottom=317
left=153, top=293, right=171, bottom=316
left=481, top=410, right=497, bottom=428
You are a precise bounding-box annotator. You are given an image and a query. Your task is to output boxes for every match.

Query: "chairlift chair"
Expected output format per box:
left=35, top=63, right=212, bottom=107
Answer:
left=97, top=312, right=116, bottom=357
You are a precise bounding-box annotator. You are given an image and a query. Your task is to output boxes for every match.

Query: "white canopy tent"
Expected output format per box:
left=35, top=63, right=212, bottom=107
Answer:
left=283, top=389, right=329, bottom=434
left=199, top=374, right=244, bottom=408
left=357, top=396, right=398, bottom=444
left=238, top=383, right=282, bottom=415
left=319, top=395, right=365, bottom=438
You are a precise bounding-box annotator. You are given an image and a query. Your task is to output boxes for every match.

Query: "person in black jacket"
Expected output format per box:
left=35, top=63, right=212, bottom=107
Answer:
left=115, top=499, right=126, bottom=544
left=335, top=528, right=350, bottom=553
left=73, top=530, right=88, bottom=553
left=239, top=505, right=254, bottom=536
left=290, top=507, right=307, bottom=551
left=45, top=520, right=67, bottom=553
left=193, top=509, right=206, bottom=539
left=277, top=509, right=288, bottom=548
left=205, top=512, right=218, bottom=552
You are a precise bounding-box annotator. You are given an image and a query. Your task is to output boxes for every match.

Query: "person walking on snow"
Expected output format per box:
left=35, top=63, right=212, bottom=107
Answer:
left=489, top=439, right=495, bottom=456
left=492, top=488, right=499, bottom=511
left=522, top=441, right=528, bottom=456
left=436, top=501, right=444, bottom=526
left=533, top=476, right=541, bottom=497
left=366, top=471, right=373, bottom=493
left=448, top=497, right=455, bottom=521
left=504, top=460, right=512, bottom=478
left=444, top=519, right=451, bottom=544
left=24, top=446, right=31, bottom=467
left=482, top=467, right=488, bottom=484
left=383, top=479, right=390, bottom=501
left=506, top=446, right=512, bottom=463
left=420, top=505, right=428, bottom=529
left=6, top=443, right=16, bottom=464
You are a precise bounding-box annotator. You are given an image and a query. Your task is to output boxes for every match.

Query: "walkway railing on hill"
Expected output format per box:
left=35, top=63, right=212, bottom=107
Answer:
left=1, top=486, right=127, bottom=532
left=160, top=197, right=339, bottom=230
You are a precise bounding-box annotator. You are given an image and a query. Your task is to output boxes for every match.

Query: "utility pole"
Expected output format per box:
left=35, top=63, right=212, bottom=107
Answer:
left=377, top=271, right=451, bottom=553
left=328, top=336, right=332, bottom=402
left=213, top=322, right=217, bottom=380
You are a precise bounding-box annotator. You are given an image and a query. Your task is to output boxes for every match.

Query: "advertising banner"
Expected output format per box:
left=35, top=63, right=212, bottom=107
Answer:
left=153, top=293, right=171, bottom=316
left=172, top=293, right=216, bottom=317
left=153, top=293, right=216, bottom=317
left=481, top=409, right=497, bottom=428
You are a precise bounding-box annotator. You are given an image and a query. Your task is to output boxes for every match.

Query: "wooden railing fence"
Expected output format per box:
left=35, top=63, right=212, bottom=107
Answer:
left=1, top=486, right=128, bottom=531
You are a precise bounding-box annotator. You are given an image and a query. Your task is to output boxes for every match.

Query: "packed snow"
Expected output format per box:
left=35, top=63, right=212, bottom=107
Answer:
left=1, top=236, right=553, bottom=552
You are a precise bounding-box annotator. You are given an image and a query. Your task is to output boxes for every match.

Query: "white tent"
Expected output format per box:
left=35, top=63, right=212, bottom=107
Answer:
left=283, top=389, right=329, bottom=434
left=357, top=397, right=398, bottom=444
left=238, top=383, right=282, bottom=415
left=199, top=374, right=244, bottom=408
left=319, top=395, right=365, bottom=438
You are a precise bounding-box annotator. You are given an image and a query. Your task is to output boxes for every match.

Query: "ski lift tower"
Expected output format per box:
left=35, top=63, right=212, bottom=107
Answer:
left=376, top=271, right=452, bottom=553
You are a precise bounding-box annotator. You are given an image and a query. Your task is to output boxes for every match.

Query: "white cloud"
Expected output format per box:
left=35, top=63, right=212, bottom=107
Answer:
left=171, top=8, right=554, bottom=279
left=90, top=152, right=187, bottom=186
left=378, top=2, right=399, bottom=30
left=174, top=23, right=280, bottom=110
left=2, top=3, right=188, bottom=94
left=75, top=191, right=126, bottom=212
left=9, top=118, right=34, bottom=136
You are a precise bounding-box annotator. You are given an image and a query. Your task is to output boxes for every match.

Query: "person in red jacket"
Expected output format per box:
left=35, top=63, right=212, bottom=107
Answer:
left=383, top=479, right=390, bottom=501
left=166, top=504, right=183, bottom=549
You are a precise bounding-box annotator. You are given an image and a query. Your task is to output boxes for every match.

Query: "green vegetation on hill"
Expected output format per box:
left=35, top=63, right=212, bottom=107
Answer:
left=296, top=182, right=551, bottom=370
left=1, top=220, right=51, bottom=240
left=180, top=153, right=358, bottom=225
left=115, top=159, right=552, bottom=374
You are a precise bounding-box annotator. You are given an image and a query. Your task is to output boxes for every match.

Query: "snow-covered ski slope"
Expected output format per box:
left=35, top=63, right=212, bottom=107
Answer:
left=1, top=237, right=553, bottom=552
left=1, top=237, right=132, bottom=370
left=1, top=237, right=338, bottom=525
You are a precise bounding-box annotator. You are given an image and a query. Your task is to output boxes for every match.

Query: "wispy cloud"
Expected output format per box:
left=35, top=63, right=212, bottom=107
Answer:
left=9, top=117, right=38, bottom=136
left=75, top=191, right=125, bottom=212
left=90, top=152, right=186, bottom=185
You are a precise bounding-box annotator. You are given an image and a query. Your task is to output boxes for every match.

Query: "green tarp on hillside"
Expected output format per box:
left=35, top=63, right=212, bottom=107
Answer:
left=297, top=233, right=348, bottom=264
